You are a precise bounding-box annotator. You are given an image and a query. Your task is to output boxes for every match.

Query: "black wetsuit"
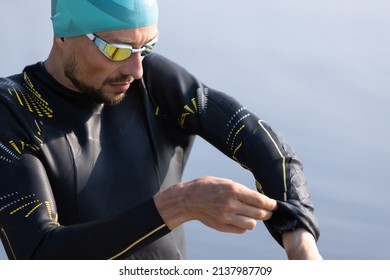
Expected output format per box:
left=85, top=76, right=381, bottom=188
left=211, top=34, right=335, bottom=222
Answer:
left=0, top=53, right=319, bottom=260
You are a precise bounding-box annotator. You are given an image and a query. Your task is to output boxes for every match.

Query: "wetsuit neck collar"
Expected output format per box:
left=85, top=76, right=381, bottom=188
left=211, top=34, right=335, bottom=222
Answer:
left=28, top=62, right=106, bottom=112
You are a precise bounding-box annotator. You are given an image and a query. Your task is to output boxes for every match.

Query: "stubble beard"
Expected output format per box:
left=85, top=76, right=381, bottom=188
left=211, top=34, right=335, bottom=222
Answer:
left=64, top=54, right=127, bottom=106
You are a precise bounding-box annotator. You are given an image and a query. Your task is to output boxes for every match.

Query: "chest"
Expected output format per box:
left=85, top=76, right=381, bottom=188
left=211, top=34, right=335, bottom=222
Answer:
left=39, top=98, right=162, bottom=222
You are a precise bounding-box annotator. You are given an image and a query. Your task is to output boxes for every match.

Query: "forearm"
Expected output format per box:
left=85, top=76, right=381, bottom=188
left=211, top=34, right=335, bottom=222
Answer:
left=282, top=228, right=322, bottom=260
left=1, top=196, right=169, bottom=260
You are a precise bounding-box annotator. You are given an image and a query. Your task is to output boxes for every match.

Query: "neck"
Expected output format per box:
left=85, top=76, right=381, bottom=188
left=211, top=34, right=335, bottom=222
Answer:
left=44, top=38, right=79, bottom=92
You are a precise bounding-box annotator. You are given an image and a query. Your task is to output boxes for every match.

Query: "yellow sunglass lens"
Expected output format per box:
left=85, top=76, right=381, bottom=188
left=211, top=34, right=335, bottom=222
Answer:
left=101, top=44, right=131, bottom=61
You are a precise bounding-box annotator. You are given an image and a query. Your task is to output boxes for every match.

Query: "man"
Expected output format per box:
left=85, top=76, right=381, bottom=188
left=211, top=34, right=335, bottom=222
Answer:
left=0, top=0, right=321, bottom=259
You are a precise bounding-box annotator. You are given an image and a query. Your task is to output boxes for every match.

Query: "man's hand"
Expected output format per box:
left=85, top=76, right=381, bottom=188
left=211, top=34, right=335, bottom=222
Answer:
left=282, top=228, right=323, bottom=260
left=154, top=176, right=278, bottom=234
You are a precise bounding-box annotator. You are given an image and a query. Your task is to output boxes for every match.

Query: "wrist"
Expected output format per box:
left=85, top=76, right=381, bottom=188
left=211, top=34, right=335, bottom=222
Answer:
left=153, top=182, right=190, bottom=230
left=282, top=228, right=322, bottom=260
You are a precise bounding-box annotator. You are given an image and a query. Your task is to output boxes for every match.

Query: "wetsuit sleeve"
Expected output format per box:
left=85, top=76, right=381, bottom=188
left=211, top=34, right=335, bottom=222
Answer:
left=142, top=53, right=320, bottom=246
left=0, top=92, right=169, bottom=260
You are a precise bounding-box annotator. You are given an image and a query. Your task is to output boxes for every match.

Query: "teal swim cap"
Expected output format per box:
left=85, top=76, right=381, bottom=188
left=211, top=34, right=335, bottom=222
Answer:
left=51, top=0, right=158, bottom=37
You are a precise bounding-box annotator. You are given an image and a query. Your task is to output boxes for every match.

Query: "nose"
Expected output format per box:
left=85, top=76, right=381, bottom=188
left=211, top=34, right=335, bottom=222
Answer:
left=120, top=52, right=144, bottom=80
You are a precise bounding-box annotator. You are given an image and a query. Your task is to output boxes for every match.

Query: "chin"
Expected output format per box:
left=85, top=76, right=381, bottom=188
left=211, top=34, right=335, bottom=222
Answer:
left=103, top=92, right=127, bottom=106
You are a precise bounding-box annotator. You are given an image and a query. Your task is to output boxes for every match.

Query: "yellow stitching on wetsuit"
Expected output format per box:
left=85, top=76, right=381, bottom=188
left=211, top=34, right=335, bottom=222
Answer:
left=7, top=88, right=13, bottom=96
left=24, top=72, right=34, bottom=89
left=179, top=98, right=199, bottom=127
left=7, top=76, right=54, bottom=123
left=255, top=180, right=264, bottom=194
left=8, top=140, right=40, bottom=155
left=258, top=120, right=287, bottom=201
left=191, top=98, right=198, bottom=113
left=9, top=88, right=24, bottom=106
left=155, top=106, right=160, bottom=116
left=179, top=113, right=190, bottom=127
left=45, top=201, right=53, bottom=221
left=226, top=114, right=250, bottom=145
left=2, top=193, right=56, bottom=224
left=23, top=72, right=54, bottom=118
left=34, top=120, right=42, bottom=136
left=10, top=199, right=39, bottom=215
left=108, top=224, right=167, bottom=260
left=184, top=105, right=195, bottom=114
left=232, top=141, right=251, bottom=170
left=8, top=140, right=21, bottom=154
left=230, top=124, right=245, bottom=151
left=233, top=141, right=242, bottom=157
left=9, top=138, right=42, bottom=154
left=31, top=144, right=40, bottom=152
left=0, top=228, right=16, bottom=260
left=21, top=194, right=36, bottom=201
left=225, top=114, right=250, bottom=169
left=3, top=110, right=42, bottom=154
left=45, top=201, right=59, bottom=224
left=25, top=202, right=43, bottom=218
left=34, top=135, right=43, bottom=144
left=21, top=93, right=33, bottom=113
left=32, top=102, right=43, bottom=117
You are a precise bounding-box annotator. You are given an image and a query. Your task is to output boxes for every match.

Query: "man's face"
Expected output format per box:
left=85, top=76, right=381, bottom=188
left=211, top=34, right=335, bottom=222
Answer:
left=60, top=24, right=158, bottom=105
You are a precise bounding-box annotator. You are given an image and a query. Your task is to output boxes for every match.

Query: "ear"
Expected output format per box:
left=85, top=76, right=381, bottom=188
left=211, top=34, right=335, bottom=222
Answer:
left=54, top=37, right=65, bottom=43
left=52, top=37, right=68, bottom=52
left=53, top=36, right=66, bottom=45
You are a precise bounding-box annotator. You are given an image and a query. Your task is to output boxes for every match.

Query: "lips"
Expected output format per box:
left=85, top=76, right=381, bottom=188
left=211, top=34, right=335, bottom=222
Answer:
left=109, top=81, right=131, bottom=92
left=106, top=75, right=134, bottom=92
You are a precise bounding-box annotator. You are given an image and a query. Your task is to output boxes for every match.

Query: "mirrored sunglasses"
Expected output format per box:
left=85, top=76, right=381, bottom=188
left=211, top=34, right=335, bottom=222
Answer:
left=86, top=33, right=158, bottom=61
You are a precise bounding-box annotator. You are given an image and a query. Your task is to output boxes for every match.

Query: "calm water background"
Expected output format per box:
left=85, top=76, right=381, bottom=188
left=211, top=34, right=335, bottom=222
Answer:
left=0, top=0, right=389, bottom=260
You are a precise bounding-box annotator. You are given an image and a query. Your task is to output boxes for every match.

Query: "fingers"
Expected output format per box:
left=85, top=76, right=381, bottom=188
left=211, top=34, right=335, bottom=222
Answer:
left=207, top=208, right=271, bottom=234
left=168, top=176, right=279, bottom=234
left=234, top=182, right=278, bottom=212
left=223, top=200, right=274, bottom=231
left=237, top=203, right=275, bottom=221
left=199, top=209, right=257, bottom=233
left=196, top=176, right=278, bottom=212
left=199, top=188, right=275, bottom=233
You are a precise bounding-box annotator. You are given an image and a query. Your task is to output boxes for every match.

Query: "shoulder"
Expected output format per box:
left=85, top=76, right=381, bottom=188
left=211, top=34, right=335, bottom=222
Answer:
left=142, top=53, right=203, bottom=96
left=0, top=63, right=52, bottom=118
left=142, top=53, right=196, bottom=83
left=0, top=73, right=25, bottom=109
left=143, top=53, right=180, bottom=69
left=0, top=69, right=45, bottom=146
left=0, top=63, right=42, bottom=106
